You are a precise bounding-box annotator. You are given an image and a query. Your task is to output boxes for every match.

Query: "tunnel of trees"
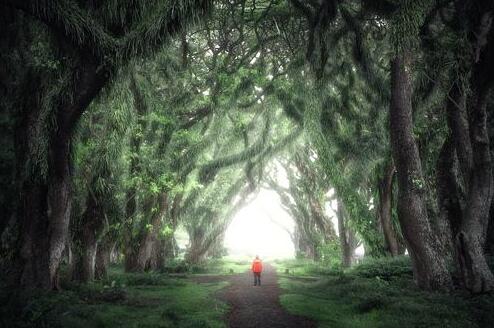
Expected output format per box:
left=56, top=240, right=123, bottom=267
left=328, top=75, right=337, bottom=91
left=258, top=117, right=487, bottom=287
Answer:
left=1, top=0, right=494, bottom=325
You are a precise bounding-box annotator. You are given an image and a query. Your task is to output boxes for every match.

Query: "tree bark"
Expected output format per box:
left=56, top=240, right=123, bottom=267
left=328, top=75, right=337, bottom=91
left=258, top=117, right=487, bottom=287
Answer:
left=95, top=237, right=114, bottom=280
left=454, top=79, right=494, bottom=293
left=435, top=136, right=460, bottom=262
left=389, top=52, right=451, bottom=290
left=15, top=123, right=74, bottom=290
left=337, top=199, right=357, bottom=267
left=486, top=205, right=494, bottom=256
left=11, top=50, right=109, bottom=289
left=185, top=227, right=208, bottom=264
left=70, top=189, right=105, bottom=283
left=443, top=9, right=494, bottom=292
left=126, top=193, right=168, bottom=272
left=378, top=161, right=400, bottom=256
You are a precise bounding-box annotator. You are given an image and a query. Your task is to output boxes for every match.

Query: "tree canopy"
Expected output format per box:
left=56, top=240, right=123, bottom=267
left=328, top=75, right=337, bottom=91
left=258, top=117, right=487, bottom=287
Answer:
left=1, top=0, right=494, bottom=299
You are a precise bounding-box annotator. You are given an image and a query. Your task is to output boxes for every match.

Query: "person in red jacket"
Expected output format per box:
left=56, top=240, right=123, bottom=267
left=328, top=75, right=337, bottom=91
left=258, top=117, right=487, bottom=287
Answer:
left=251, top=255, right=263, bottom=286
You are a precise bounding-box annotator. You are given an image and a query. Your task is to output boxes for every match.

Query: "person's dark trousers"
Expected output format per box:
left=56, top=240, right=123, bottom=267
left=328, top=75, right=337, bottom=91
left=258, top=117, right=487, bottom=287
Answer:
left=254, top=272, right=261, bottom=286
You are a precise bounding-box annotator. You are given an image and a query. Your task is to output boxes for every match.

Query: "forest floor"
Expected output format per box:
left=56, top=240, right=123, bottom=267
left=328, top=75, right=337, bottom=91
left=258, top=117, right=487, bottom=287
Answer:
left=193, top=263, right=316, bottom=328
left=2, top=257, right=494, bottom=328
left=274, top=257, right=494, bottom=328
left=1, top=267, right=229, bottom=328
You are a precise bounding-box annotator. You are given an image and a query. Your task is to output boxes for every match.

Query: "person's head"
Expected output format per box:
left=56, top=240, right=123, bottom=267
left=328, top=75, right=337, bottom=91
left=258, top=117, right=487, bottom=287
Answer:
left=255, top=255, right=259, bottom=259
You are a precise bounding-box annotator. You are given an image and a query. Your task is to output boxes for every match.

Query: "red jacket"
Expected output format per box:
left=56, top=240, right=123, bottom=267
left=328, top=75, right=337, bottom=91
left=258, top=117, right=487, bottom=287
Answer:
left=251, top=259, right=263, bottom=273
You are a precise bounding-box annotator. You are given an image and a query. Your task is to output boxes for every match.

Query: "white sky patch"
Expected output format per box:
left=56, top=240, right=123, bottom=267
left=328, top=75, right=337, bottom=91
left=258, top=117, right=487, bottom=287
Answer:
left=175, top=225, right=189, bottom=251
left=224, top=188, right=295, bottom=259
left=202, top=88, right=210, bottom=96
left=249, top=51, right=261, bottom=65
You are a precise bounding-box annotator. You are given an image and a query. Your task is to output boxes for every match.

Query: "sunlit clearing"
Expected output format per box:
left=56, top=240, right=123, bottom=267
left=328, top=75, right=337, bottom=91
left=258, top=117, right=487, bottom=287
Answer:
left=224, top=188, right=295, bottom=260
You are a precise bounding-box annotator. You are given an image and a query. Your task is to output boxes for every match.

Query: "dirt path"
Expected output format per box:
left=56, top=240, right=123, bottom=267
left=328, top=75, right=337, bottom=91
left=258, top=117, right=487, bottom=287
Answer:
left=194, top=264, right=316, bottom=328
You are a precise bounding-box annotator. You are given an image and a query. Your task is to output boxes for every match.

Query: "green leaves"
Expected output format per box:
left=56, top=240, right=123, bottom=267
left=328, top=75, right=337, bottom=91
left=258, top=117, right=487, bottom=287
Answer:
left=149, top=182, right=160, bottom=194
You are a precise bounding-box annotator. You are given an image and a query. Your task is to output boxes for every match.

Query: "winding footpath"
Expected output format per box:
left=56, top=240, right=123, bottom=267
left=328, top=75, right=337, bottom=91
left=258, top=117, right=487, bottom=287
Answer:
left=195, top=264, right=316, bottom=328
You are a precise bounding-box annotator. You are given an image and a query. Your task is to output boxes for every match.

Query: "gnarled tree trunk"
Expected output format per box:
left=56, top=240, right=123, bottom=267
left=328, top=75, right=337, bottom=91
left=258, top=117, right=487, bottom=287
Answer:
left=126, top=193, right=168, bottom=272
left=442, top=9, right=494, bottom=291
left=71, top=189, right=106, bottom=283
left=14, top=57, right=108, bottom=289
left=337, top=199, right=358, bottom=267
left=435, top=136, right=460, bottom=263
left=186, top=227, right=208, bottom=264
left=389, top=53, right=451, bottom=290
left=486, top=201, right=494, bottom=256
left=18, top=125, right=75, bottom=289
left=377, top=161, right=400, bottom=256
left=95, top=237, right=114, bottom=280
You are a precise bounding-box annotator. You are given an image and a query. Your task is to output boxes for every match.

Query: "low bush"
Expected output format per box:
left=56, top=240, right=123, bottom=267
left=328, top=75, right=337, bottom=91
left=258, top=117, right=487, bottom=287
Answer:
left=275, top=258, right=343, bottom=277
left=162, top=259, right=191, bottom=273
left=354, top=295, right=387, bottom=313
left=350, top=256, right=413, bottom=280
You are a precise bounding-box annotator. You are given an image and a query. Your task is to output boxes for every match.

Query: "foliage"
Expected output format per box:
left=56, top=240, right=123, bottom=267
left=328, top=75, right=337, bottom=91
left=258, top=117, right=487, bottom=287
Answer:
left=274, top=258, right=343, bottom=277
left=349, top=256, right=413, bottom=280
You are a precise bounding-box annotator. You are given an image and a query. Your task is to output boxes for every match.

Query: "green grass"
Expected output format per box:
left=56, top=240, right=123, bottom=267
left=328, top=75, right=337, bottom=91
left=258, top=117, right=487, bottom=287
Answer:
left=155, top=256, right=251, bottom=275
left=1, top=267, right=228, bottom=328
left=276, top=257, right=494, bottom=328
left=5, top=257, right=494, bottom=328
left=272, top=257, right=342, bottom=277
left=187, top=257, right=251, bottom=275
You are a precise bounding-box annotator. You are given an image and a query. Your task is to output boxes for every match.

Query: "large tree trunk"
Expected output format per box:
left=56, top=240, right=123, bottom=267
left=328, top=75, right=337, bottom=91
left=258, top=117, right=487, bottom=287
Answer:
left=309, top=198, right=337, bottom=243
left=486, top=201, right=494, bottom=256
left=337, top=199, right=357, bottom=267
left=378, top=161, right=400, bottom=256
left=301, top=219, right=320, bottom=260
left=95, top=237, right=114, bottom=280
left=12, top=54, right=109, bottom=289
left=126, top=193, right=168, bottom=272
left=186, top=227, right=208, bottom=264
left=185, top=221, right=227, bottom=265
left=435, top=136, right=460, bottom=263
left=150, top=239, right=166, bottom=271
left=455, top=79, right=494, bottom=292
left=16, top=130, right=72, bottom=289
left=12, top=71, right=50, bottom=288
left=293, top=226, right=304, bottom=258
left=444, top=9, right=494, bottom=292
left=70, top=189, right=105, bottom=283
left=389, top=53, right=451, bottom=290
left=207, top=232, right=226, bottom=259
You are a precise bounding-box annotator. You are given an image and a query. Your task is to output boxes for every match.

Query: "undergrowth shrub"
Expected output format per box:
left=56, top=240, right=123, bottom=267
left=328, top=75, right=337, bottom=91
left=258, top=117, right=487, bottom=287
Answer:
left=162, top=259, right=190, bottom=273
left=354, top=294, right=387, bottom=313
left=1, top=289, right=77, bottom=328
left=277, top=258, right=343, bottom=277
left=350, top=256, right=412, bottom=280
